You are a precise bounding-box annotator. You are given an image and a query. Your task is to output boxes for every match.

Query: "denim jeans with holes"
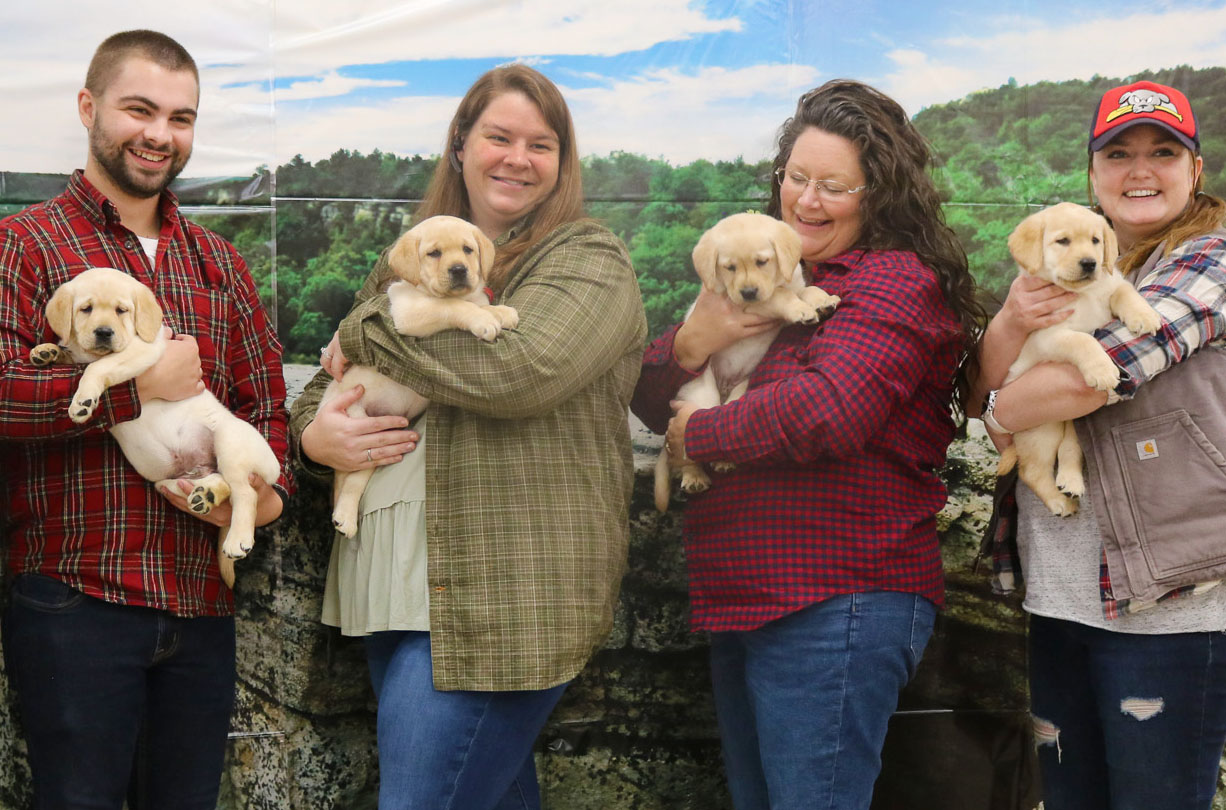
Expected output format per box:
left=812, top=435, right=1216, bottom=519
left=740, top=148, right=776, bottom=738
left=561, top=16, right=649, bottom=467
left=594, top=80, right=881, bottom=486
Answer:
left=709, top=591, right=936, bottom=810
left=1028, top=613, right=1226, bottom=810
left=1, top=573, right=236, bottom=810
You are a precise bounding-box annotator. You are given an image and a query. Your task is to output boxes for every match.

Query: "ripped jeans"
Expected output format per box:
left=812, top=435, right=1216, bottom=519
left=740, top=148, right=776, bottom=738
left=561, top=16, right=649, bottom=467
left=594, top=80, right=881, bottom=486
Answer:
left=1028, top=614, right=1226, bottom=810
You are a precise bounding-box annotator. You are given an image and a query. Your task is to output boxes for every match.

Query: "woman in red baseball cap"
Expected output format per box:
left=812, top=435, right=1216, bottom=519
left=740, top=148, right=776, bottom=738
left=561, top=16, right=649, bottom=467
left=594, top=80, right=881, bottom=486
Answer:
left=972, top=79, right=1226, bottom=809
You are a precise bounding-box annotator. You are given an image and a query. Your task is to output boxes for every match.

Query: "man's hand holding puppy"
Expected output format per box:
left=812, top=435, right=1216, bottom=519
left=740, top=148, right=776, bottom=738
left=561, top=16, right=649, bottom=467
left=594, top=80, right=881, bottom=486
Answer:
left=134, top=327, right=205, bottom=403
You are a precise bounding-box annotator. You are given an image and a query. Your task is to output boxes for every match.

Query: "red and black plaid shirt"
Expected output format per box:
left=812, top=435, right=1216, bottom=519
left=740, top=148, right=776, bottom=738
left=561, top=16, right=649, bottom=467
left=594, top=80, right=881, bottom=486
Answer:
left=0, top=171, right=294, bottom=617
left=632, top=249, right=960, bottom=631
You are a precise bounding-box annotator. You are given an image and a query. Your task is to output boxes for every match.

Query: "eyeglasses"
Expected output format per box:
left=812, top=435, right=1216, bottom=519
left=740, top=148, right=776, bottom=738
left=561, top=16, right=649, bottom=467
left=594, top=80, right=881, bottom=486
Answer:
left=774, top=167, right=867, bottom=201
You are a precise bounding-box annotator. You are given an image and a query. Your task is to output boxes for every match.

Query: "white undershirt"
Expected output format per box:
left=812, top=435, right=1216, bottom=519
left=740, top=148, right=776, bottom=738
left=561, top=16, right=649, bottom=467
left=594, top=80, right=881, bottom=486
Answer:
left=137, top=235, right=158, bottom=264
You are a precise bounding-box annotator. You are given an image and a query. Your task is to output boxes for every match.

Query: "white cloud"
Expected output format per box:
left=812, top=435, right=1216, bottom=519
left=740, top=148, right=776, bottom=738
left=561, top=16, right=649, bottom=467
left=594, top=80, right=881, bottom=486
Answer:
left=267, top=63, right=820, bottom=169
left=880, top=6, right=1226, bottom=114
left=271, top=0, right=741, bottom=74
left=0, top=0, right=743, bottom=175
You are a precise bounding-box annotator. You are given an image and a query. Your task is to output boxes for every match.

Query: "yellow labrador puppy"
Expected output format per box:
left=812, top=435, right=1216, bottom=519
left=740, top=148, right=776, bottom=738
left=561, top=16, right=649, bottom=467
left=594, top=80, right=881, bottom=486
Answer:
left=319, top=215, right=518, bottom=537
left=30, top=267, right=280, bottom=587
left=654, top=212, right=839, bottom=512
left=997, top=202, right=1162, bottom=515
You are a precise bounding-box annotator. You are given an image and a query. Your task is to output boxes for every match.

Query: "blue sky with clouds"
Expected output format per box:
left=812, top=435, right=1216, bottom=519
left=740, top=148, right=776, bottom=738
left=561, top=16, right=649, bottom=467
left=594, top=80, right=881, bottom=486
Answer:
left=2, top=0, right=1224, bottom=177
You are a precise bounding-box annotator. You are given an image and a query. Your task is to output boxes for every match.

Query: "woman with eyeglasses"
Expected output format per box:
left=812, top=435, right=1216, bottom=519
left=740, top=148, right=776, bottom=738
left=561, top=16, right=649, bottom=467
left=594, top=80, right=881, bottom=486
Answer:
left=631, top=79, right=984, bottom=809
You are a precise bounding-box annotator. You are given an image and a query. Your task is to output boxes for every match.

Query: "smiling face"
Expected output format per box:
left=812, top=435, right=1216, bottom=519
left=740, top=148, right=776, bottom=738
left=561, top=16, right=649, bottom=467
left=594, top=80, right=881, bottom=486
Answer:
left=457, top=91, right=560, bottom=239
left=79, top=57, right=197, bottom=202
left=1090, top=124, right=1203, bottom=250
left=779, top=127, right=865, bottom=263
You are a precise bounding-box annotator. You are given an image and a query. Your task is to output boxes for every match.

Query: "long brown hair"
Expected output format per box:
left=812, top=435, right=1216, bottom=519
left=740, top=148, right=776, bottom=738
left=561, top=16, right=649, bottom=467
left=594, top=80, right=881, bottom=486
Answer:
left=1087, top=155, right=1226, bottom=273
left=767, top=79, right=985, bottom=415
left=416, top=64, right=584, bottom=289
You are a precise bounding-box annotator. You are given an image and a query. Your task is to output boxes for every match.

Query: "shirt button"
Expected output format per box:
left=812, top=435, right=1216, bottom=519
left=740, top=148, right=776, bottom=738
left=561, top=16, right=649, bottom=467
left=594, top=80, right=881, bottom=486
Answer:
left=124, top=240, right=134, bottom=250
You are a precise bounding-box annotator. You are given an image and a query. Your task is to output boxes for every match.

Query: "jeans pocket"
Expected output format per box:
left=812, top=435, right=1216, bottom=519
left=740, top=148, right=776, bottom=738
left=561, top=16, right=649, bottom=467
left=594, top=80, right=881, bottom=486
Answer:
left=10, top=574, right=86, bottom=613
left=906, top=597, right=937, bottom=679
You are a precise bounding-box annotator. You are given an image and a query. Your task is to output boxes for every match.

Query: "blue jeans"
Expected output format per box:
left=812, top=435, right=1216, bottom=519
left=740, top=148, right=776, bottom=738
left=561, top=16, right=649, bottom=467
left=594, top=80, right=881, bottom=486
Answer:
left=1, top=573, right=236, bottom=810
left=709, top=591, right=936, bottom=810
left=1028, top=614, right=1226, bottom=810
left=363, top=630, right=568, bottom=810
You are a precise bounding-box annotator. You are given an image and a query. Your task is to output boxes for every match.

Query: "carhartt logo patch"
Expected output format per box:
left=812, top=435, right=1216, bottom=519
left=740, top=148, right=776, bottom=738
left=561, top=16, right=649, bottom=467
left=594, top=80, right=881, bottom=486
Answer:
left=1136, top=439, right=1159, bottom=460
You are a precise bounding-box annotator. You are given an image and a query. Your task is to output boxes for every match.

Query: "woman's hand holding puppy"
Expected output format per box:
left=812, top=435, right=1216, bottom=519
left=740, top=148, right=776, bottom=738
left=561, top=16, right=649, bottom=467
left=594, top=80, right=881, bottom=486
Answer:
left=673, top=288, right=780, bottom=371
left=998, top=273, right=1078, bottom=337
left=301, top=385, right=419, bottom=472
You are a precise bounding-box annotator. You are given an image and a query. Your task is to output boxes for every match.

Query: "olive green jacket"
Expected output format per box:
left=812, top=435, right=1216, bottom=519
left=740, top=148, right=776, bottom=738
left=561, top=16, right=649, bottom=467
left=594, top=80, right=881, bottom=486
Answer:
left=289, top=219, right=646, bottom=690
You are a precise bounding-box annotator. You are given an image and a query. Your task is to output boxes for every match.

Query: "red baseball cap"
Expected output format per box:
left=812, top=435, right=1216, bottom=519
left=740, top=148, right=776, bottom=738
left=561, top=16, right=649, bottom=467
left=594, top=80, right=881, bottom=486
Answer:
left=1089, top=80, right=1199, bottom=153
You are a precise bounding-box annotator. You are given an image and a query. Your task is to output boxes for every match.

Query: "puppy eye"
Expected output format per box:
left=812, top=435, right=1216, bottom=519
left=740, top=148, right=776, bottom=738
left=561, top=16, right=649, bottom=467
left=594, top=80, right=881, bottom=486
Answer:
left=1092, top=237, right=1100, bottom=244
left=80, top=305, right=93, bottom=314
left=755, top=258, right=768, bottom=267
left=463, top=246, right=474, bottom=254
left=1055, top=237, right=1071, bottom=246
left=116, top=306, right=129, bottom=315
left=427, top=249, right=442, bottom=259
left=723, top=263, right=736, bottom=272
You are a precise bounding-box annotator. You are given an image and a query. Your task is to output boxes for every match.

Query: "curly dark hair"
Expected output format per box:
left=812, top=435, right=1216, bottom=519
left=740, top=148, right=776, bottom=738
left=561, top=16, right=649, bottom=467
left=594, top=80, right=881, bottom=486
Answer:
left=766, top=79, right=985, bottom=414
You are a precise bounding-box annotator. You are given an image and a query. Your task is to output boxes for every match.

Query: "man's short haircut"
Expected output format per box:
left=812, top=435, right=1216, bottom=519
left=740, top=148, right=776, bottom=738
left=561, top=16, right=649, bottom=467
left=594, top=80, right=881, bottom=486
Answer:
left=84, top=30, right=199, bottom=97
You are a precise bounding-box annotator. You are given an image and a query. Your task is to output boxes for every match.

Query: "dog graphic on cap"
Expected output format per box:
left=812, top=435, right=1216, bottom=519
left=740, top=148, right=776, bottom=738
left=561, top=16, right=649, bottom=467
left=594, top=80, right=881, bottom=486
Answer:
left=1107, top=88, right=1183, bottom=123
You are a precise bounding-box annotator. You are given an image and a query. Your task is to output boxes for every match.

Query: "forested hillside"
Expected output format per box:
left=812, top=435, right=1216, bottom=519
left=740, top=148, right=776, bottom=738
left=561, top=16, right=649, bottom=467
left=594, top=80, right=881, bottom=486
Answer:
left=4, top=68, right=1221, bottom=361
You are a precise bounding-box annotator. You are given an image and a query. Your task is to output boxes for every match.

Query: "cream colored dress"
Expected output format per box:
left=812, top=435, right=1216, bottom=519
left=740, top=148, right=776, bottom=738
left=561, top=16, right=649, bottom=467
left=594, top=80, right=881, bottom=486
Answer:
left=321, top=422, right=429, bottom=636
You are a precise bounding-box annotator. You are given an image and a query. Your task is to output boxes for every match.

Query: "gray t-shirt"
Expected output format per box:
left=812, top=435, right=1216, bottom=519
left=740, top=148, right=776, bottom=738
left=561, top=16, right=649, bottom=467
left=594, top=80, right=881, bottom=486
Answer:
left=1016, top=482, right=1226, bottom=633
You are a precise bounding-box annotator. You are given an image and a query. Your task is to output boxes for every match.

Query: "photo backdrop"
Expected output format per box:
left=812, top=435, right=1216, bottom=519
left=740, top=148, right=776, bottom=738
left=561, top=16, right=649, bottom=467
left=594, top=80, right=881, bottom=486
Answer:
left=2, top=2, right=1225, bottom=808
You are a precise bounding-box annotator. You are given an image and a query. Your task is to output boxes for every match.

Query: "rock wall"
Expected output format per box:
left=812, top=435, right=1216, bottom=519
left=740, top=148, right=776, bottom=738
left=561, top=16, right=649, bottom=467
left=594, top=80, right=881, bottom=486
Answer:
left=2, top=414, right=1223, bottom=808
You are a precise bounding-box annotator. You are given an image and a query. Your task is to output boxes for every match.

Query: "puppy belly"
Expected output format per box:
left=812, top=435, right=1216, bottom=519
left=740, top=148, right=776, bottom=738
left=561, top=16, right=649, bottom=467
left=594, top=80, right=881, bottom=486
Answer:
left=111, top=418, right=217, bottom=482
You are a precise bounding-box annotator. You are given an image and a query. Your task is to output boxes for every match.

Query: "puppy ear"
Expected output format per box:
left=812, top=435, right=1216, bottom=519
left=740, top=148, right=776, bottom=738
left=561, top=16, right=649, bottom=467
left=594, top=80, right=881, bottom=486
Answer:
left=692, top=228, right=723, bottom=292
left=771, top=219, right=803, bottom=281
left=1101, top=223, right=1120, bottom=274
left=1007, top=213, right=1044, bottom=274
left=387, top=230, right=421, bottom=285
left=133, top=282, right=164, bottom=342
left=44, top=283, right=74, bottom=341
left=473, top=225, right=496, bottom=278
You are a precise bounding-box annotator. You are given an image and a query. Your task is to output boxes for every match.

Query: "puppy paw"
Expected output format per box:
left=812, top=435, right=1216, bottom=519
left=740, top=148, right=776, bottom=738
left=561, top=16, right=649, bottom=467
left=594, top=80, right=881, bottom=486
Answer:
left=489, top=305, right=519, bottom=330
left=221, top=532, right=253, bottom=559
left=710, top=461, right=737, bottom=473
left=1122, top=307, right=1162, bottom=336
left=30, top=343, right=63, bottom=366
left=680, top=469, right=711, bottom=495
left=1080, top=358, right=1121, bottom=392
left=1043, top=494, right=1080, bottom=518
left=184, top=474, right=230, bottom=515
left=780, top=298, right=821, bottom=325
left=332, top=516, right=358, bottom=538
left=1056, top=473, right=1085, bottom=499
left=466, top=311, right=503, bottom=342
left=69, top=388, right=102, bottom=423
left=799, top=288, right=840, bottom=320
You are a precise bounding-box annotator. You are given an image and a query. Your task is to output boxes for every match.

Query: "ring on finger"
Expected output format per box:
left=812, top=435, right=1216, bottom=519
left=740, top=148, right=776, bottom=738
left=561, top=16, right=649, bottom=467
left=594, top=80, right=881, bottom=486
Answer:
left=366, top=448, right=373, bottom=463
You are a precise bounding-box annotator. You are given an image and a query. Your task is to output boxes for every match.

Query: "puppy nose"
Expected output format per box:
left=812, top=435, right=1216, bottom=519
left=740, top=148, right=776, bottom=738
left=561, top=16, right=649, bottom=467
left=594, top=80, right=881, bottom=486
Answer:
left=94, top=326, right=114, bottom=342
left=1079, top=258, right=1097, bottom=276
left=740, top=287, right=759, bottom=301
left=448, top=264, right=469, bottom=287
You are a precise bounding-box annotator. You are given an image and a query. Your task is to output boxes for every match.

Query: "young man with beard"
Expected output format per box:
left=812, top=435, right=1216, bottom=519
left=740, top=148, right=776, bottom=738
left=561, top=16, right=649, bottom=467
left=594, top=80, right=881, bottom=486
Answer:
left=0, top=30, right=293, bottom=808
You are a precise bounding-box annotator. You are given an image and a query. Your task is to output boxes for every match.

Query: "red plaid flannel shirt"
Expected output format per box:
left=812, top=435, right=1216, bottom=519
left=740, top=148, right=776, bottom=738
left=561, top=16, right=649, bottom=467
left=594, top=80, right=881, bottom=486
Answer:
left=0, top=171, right=294, bottom=617
left=632, top=249, right=961, bottom=631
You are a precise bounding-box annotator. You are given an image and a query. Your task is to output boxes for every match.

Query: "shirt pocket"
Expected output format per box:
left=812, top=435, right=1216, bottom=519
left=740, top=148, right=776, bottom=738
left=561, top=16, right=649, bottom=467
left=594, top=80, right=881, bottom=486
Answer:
left=1111, top=409, right=1226, bottom=581
left=165, top=287, right=234, bottom=387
